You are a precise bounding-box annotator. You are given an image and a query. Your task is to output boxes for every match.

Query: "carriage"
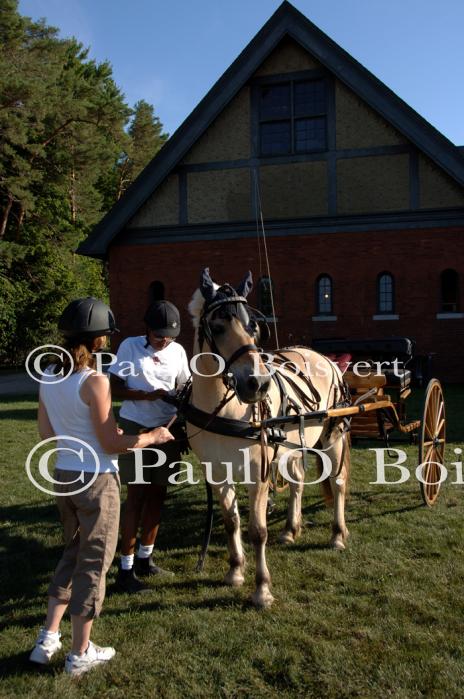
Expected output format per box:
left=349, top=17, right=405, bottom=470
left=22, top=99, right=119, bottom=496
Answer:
left=310, top=337, right=446, bottom=507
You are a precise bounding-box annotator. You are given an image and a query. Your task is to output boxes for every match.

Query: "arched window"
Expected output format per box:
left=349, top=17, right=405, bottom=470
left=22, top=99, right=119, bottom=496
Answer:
left=148, top=280, right=165, bottom=304
left=257, top=276, right=274, bottom=318
left=316, top=275, right=332, bottom=315
left=377, top=272, right=394, bottom=314
left=440, top=269, right=459, bottom=312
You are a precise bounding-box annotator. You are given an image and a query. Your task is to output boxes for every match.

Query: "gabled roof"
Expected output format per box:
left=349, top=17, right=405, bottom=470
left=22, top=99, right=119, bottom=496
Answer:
left=78, top=0, right=464, bottom=258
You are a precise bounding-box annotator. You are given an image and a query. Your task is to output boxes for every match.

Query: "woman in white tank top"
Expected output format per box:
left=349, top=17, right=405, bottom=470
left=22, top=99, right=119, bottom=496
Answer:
left=29, top=298, right=173, bottom=677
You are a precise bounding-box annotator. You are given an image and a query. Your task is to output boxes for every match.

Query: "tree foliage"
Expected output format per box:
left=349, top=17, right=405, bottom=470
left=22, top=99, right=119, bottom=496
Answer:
left=0, top=0, right=167, bottom=363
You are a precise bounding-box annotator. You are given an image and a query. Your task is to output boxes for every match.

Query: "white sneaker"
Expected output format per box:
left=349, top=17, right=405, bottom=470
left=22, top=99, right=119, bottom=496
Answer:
left=29, top=627, right=62, bottom=665
left=65, top=640, right=116, bottom=676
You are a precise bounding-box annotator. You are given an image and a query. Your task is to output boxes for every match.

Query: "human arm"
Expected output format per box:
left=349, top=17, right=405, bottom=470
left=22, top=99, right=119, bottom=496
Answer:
left=81, top=374, right=174, bottom=454
left=109, top=373, right=167, bottom=401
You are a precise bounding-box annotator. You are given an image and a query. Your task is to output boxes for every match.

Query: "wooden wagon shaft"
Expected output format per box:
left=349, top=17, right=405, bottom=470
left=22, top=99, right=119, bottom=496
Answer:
left=254, top=399, right=395, bottom=428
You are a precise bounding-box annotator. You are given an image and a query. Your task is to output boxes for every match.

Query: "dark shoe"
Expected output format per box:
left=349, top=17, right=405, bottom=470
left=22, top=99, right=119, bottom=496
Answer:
left=135, top=555, right=174, bottom=577
left=115, top=567, right=151, bottom=593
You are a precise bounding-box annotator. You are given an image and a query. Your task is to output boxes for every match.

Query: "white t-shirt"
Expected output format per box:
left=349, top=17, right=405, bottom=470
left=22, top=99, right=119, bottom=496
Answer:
left=109, top=335, right=190, bottom=427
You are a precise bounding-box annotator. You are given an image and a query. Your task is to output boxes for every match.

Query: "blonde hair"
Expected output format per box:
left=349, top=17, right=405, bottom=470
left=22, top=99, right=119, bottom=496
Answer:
left=53, top=336, right=100, bottom=375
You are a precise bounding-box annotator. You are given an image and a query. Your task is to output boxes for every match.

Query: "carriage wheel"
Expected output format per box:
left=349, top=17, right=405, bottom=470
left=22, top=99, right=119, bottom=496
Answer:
left=419, top=379, right=446, bottom=507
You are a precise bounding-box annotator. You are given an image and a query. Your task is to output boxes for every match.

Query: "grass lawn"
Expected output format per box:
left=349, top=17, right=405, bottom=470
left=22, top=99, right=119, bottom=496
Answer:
left=0, top=386, right=463, bottom=698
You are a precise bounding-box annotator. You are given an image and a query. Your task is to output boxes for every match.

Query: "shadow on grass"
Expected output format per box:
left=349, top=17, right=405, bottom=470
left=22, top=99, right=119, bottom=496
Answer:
left=0, top=650, right=63, bottom=680
left=0, top=501, right=63, bottom=606
left=0, top=407, right=37, bottom=421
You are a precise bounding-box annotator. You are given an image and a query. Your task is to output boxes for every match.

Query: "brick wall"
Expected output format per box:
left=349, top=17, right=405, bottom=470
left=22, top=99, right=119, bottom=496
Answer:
left=109, top=227, right=464, bottom=382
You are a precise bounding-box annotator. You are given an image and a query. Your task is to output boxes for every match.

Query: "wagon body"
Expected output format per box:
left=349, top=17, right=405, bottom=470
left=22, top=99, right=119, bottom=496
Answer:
left=311, top=337, right=446, bottom=506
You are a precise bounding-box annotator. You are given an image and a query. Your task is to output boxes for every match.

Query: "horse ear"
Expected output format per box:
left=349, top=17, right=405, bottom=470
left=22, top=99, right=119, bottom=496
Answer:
left=236, top=270, right=253, bottom=298
left=200, top=268, right=216, bottom=303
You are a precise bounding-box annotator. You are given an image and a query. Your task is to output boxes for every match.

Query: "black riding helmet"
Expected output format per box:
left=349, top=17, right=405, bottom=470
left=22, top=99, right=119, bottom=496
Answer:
left=58, top=297, right=119, bottom=338
left=144, top=300, right=180, bottom=338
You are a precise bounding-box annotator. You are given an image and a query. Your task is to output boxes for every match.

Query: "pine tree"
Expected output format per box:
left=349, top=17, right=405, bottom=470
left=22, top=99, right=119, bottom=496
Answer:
left=0, top=0, right=167, bottom=363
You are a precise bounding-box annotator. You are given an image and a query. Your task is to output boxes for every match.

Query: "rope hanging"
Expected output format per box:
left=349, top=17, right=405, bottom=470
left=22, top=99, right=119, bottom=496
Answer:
left=253, top=169, right=279, bottom=348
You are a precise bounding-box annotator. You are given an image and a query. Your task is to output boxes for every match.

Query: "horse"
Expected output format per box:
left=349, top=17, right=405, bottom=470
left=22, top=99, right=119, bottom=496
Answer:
left=186, top=268, right=351, bottom=608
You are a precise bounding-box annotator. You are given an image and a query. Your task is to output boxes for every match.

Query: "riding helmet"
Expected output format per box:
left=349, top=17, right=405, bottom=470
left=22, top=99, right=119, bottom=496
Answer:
left=58, top=297, right=119, bottom=338
left=144, top=300, right=180, bottom=337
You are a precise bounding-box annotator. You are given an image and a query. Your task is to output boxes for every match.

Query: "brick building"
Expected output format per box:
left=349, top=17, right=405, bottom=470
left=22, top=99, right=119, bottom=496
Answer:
left=79, top=2, right=464, bottom=381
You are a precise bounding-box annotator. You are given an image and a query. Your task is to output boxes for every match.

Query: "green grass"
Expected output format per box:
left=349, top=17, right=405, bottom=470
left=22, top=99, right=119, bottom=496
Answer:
left=0, top=387, right=463, bottom=698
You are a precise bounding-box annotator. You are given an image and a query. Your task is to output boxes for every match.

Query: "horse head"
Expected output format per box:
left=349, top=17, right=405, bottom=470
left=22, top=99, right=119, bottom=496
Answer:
left=194, top=268, right=271, bottom=403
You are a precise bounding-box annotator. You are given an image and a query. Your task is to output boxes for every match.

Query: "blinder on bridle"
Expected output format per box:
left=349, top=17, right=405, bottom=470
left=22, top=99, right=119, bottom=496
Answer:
left=198, top=276, right=271, bottom=381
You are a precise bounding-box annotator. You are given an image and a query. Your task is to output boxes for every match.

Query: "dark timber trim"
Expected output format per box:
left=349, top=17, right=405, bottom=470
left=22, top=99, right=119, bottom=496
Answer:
left=178, top=145, right=411, bottom=173
left=409, top=148, right=420, bottom=210
left=178, top=171, right=188, bottom=224
left=101, top=209, right=464, bottom=251
left=327, top=75, right=337, bottom=215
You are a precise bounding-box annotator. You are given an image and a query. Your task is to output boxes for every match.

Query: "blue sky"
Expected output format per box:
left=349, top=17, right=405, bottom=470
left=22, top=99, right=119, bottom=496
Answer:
left=18, top=0, right=464, bottom=145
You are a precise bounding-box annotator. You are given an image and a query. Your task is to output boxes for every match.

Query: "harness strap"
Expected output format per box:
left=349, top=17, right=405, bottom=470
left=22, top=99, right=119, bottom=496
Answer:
left=299, top=414, right=308, bottom=470
left=184, top=402, right=304, bottom=451
left=185, top=403, right=262, bottom=440
left=223, top=344, right=260, bottom=374
left=273, top=351, right=322, bottom=406
left=259, top=400, right=272, bottom=482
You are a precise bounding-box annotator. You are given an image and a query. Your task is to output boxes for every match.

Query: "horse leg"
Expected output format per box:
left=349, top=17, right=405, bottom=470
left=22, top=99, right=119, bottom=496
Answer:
left=279, top=456, right=304, bottom=544
left=324, top=431, right=350, bottom=550
left=248, top=481, right=274, bottom=608
left=215, top=484, right=245, bottom=586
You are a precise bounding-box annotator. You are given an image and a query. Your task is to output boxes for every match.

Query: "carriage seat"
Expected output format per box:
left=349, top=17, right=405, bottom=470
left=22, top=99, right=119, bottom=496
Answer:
left=382, top=368, right=412, bottom=390
left=326, top=353, right=352, bottom=374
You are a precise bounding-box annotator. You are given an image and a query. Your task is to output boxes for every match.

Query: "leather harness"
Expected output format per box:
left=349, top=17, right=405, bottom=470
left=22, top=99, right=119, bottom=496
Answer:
left=180, top=288, right=351, bottom=485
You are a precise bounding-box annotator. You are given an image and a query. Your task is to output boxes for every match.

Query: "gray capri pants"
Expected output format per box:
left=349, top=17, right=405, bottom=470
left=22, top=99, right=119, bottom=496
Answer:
left=48, top=470, right=120, bottom=618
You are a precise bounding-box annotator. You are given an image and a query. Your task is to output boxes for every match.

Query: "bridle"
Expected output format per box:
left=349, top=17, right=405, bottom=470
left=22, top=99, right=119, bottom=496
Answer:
left=198, top=284, right=270, bottom=388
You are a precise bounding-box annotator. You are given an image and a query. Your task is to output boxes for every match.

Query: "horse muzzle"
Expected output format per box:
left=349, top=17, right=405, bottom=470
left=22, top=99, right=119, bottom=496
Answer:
left=230, top=371, right=271, bottom=404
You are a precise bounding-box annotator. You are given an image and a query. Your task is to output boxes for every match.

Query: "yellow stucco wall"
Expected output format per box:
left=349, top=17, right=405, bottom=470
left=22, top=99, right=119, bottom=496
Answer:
left=336, top=82, right=406, bottom=149
left=254, top=37, right=322, bottom=76
left=259, top=161, right=328, bottom=218
left=182, top=87, right=251, bottom=164
left=127, top=174, right=179, bottom=228
left=419, top=154, right=464, bottom=209
left=187, top=168, right=251, bottom=223
left=337, top=154, right=409, bottom=214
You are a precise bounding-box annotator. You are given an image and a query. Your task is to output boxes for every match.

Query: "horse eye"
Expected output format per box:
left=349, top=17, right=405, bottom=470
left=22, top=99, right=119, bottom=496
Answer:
left=211, top=322, right=225, bottom=336
left=248, top=320, right=259, bottom=336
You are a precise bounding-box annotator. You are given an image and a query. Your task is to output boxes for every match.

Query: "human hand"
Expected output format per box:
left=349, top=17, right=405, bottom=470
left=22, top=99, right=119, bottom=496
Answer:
left=151, top=426, right=174, bottom=444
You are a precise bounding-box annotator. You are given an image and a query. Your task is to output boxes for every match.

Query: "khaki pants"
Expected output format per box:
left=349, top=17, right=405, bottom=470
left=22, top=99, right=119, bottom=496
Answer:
left=48, top=470, right=120, bottom=618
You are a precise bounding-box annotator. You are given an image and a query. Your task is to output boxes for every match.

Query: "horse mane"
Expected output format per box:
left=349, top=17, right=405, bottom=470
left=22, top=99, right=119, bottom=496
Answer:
left=188, top=283, right=219, bottom=328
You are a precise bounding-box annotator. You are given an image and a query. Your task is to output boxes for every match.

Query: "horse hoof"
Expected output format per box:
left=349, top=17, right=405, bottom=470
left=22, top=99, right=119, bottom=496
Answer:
left=279, top=531, right=295, bottom=545
left=223, top=571, right=245, bottom=587
left=251, top=591, right=274, bottom=608
left=330, top=537, right=346, bottom=551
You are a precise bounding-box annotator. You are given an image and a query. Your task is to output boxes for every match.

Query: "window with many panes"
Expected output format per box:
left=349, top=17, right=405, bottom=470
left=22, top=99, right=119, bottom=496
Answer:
left=259, top=79, right=327, bottom=156
left=316, top=275, right=333, bottom=315
left=377, top=273, right=394, bottom=314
